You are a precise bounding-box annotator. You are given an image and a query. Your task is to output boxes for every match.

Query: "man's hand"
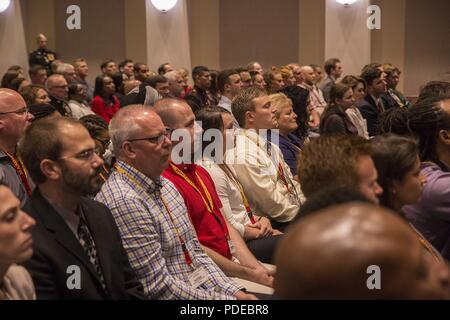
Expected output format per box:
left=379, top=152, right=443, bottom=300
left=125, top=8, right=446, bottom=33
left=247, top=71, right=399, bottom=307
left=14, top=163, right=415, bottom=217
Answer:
left=234, top=290, right=258, bottom=300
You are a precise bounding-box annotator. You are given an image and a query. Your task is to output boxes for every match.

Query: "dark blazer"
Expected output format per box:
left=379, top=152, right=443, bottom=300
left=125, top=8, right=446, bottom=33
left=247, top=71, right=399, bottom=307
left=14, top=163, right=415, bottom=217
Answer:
left=23, top=189, right=145, bottom=300
left=357, top=95, right=381, bottom=137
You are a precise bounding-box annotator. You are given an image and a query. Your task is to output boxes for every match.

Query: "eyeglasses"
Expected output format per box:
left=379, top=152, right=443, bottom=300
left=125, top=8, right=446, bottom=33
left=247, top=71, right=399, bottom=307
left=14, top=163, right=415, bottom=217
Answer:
left=0, top=107, right=29, bottom=116
left=127, top=128, right=171, bottom=145
left=58, top=147, right=101, bottom=161
left=94, top=138, right=111, bottom=149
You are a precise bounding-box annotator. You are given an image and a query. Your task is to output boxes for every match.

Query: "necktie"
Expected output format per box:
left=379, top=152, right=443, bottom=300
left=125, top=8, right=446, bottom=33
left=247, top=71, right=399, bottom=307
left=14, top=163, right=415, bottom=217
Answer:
left=77, top=211, right=107, bottom=292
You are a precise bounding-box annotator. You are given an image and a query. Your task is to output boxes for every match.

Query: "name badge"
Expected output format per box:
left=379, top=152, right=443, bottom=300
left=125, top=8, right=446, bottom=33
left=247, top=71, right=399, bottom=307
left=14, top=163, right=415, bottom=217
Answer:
left=188, top=266, right=209, bottom=289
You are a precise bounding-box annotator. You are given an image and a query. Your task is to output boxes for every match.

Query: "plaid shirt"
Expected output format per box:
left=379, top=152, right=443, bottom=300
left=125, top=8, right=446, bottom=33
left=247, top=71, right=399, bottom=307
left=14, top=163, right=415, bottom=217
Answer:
left=95, top=161, right=241, bottom=300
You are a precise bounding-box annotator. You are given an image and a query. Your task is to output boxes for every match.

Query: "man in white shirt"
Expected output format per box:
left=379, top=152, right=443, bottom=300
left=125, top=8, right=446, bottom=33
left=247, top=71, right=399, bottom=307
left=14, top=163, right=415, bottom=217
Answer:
left=218, top=69, right=243, bottom=129
left=225, top=87, right=305, bottom=228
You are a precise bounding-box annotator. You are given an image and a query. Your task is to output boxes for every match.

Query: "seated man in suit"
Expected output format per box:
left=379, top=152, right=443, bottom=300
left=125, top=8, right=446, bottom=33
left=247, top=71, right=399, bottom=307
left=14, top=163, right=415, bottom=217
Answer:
left=18, top=117, right=145, bottom=300
left=357, top=66, right=387, bottom=137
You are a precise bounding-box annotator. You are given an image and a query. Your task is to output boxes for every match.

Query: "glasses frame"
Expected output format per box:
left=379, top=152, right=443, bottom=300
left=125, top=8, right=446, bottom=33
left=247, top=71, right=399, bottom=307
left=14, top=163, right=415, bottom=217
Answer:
left=0, top=106, right=29, bottom=116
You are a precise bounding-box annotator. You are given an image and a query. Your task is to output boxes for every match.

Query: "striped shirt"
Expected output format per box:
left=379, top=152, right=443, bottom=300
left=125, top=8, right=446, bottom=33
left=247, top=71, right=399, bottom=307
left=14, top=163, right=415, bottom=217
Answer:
left=95, top=161, right=241, bottom=300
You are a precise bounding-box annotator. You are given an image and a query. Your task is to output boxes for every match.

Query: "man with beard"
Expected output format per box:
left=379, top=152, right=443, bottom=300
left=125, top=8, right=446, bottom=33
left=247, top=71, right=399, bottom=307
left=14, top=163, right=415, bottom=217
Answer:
left=18, top=117, right=145, bottom=300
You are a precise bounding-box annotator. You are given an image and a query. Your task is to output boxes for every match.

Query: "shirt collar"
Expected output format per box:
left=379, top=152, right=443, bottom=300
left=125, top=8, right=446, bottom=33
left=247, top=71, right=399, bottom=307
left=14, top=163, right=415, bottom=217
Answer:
left=115, top=161, right=163, bottom=194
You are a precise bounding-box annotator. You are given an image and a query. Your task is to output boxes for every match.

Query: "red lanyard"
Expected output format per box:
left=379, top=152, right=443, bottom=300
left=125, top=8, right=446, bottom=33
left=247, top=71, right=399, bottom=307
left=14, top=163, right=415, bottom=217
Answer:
left=114, top=164, right=193, bottom=266
left=3, top=151, right=32, bottom=196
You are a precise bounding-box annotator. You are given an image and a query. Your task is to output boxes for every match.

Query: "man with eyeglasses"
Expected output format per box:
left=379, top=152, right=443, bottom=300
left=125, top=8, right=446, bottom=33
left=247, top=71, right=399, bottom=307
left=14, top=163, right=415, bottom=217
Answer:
left=0, top=89, right=35, bottom=207
left=45, top=74, right=72, bottom=117
left=96, top=105, right=254, bottom=299
left=18, top=117, right=145, bottom=299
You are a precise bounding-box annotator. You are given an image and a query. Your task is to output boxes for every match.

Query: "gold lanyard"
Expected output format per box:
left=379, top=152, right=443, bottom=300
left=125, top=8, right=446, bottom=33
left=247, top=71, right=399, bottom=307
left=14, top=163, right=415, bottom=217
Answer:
left=169, top=162, right=214, bottom=213
left=114, top=164, right=193, bottom=266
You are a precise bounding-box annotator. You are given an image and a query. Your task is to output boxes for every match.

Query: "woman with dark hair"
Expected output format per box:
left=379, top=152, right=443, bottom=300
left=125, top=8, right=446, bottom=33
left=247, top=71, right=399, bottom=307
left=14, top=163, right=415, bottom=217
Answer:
left=195, top=107, right=282, bottom=263
left=90, top=75, right=120, bottom=123
left=10, top=78, right=30, bottom=93
left=397, top=95, right=450, bottom=261
left=341, top=75, right=366, bottom=104
left=1, top=70, right=23, bottom=89
left=279, top=85, right=310, bottom=142
left=20, top=85, right=51, bottom=106
left=79, top=114, right=113, bottom=183
left=371, top=134, right=444, bottom=261
left=28, top=103, right=60, bottom=121
left=68, top=83, right=94, bottom=119
left=111, top=72, right=127, bottom=107
left=379, top=107, right=410, bottom=136
left=320, top=83, right=358, bottom=136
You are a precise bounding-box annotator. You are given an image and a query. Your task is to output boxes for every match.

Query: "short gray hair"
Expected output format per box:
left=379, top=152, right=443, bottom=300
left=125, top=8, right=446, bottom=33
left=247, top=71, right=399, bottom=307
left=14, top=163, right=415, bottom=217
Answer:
left=164, top=70, right=180, bottom=82
left=109, top=105, right=150, bottom=157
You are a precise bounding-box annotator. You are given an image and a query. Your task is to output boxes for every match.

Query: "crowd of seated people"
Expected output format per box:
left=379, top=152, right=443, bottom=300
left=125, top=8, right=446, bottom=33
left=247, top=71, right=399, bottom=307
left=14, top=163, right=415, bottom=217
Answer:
left=1, top=32, right=450, bottom=300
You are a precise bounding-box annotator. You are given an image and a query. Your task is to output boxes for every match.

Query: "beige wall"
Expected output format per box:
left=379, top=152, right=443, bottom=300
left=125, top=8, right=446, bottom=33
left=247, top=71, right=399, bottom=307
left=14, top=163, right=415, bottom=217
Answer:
left=219, top=0, right=299, bottom=70
left=298, top=0, right=325, bottom=66
left=187, top=0, right=220, bottom=70
left=404, top=0, right=450, bottom=96
left=0, top=0, right=28, bottom=76
left=124, top=0, right=147, bottom=64
left=54, top=0, right=126, bottom=83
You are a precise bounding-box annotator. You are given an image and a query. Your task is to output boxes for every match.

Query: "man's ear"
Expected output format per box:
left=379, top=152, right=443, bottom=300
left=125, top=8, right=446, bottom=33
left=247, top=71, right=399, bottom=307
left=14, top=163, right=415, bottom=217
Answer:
left=245, top=110, right=254, bottom=125
left=122, top=141, right=137, bottom=159
left=40, top=159, right=61, bottom=181
left=438, top=130, right=450, bottom=145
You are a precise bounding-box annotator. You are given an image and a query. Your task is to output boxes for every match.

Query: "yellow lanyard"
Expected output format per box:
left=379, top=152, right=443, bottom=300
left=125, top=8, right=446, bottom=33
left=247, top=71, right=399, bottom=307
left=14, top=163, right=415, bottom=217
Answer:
left=114, top=164, right=193, bottom=266
left=169, top=162, right=214, bottom=213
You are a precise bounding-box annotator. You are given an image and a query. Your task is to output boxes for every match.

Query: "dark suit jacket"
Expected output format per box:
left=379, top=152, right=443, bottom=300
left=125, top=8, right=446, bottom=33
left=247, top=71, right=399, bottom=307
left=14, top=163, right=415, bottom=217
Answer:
left=23, top=189, right=145, bottom=300
left=357, top=95, right=381, bottom=137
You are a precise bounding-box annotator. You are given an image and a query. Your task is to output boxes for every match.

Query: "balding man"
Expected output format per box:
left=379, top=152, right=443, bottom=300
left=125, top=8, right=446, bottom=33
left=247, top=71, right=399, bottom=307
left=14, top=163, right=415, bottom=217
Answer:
left=96, top=105, right=253, bottom=299
left=29, top=33, right=57, bottom=74
left=45, top=74, right=71, bottom=116
left=275, top=203, right=450, bottom=299
left=247, top=61, right=263, bottom=75
left=55, top=63, right=77, bottom=84
left=156, top=99, right=274, bottom=293
left=0, top=89, right=34, bottom=206
left=299, top=65, right=327, bottom=116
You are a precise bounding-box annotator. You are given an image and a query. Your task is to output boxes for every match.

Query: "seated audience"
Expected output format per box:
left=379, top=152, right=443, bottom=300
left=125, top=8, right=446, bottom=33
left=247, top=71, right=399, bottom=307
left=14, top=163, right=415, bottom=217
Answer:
left=19, top=117, right=145, bottom=299
left=371, top=134, right=442, bottom=261
left=416, top=81, right=450, bottom=103
left=196, top=107, right=283, bottom=264
left=247, top=61, right=264, bottom=75
left=264, top=69, right=285, bottom=94
left=319, top=58, right=343, bottom=103
left=100, top=60, right=117, bottom=77
left=178, top=67, right=193, bottom=98
left=378, top=107, right=410, bottom=136
left=95, top=105, right=254, bottom=300
left=250, top=71, right=266, bottom=91
left=79, top=114, right=113, bottom=181
left=280, top=85, right=311, bottom=143
left=91, top=75, right=120, bottom=123
left=146, top=75, right=170, bottom=98
left=72, top=58, right=94, bottom=103
left=236, top=68, right=252, bottom=90
left=45, top=74, right=71, bottom=117
left=20, top=85, right=51, bottom=106
left=0, top=183, right=36, bottom=300
left=401, top=96, right=450, bottom=261
left=119, top=59, right=135, bottom=81
left=185, top=66, right=219, bottom=112
left=217, top=69, right=243, bottom=128
left=381, top=63, right=410, bottom=109
left=28, top=65, right=48, bottom=86
left=225, top=88, right=304, bottom=227
left=357, top=66, right=387, bottom=137
left=275, top=203, right=450, bottom=299
left=279, top=66, right=296, bottom=87
left=1, top=70, right=23, bottom=89
left=68, top=83, right=94, bottom=119
left=133, top=62, right=151, bottom=83
left=164, top=70, right=185, bottom=98
left=0, top=89, right=34, bottom=206
left=341, top=75, right=369, bottom=139
left=269, top=93, right=303, bottom=177
left=156, top=99, right=274, bottom=290
left=320, top=83, right=358, bottom=136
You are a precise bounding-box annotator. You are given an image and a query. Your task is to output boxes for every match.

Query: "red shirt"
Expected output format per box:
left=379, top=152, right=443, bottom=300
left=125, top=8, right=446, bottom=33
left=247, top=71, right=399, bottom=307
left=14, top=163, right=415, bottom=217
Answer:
left=162, top=162, right=232, bottom=259
left=91, top=95, right=120, bottom=123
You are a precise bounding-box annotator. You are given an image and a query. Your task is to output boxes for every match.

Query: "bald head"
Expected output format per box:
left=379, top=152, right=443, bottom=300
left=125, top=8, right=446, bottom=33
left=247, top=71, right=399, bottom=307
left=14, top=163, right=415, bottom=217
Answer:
left=36, top=33, right=48, bottom=49
left=153, top=98, right=193, bottom=129
left=300, top=66, right=315, bottom=86
left=275, top=203, right=450, bottom=299
left=0, top=88, right=26, bottom=112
